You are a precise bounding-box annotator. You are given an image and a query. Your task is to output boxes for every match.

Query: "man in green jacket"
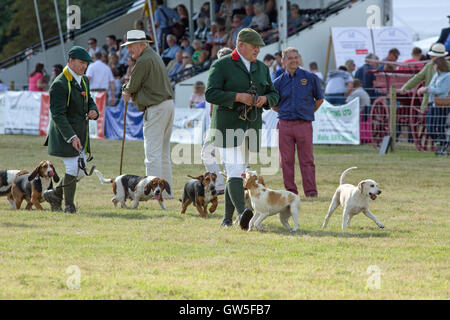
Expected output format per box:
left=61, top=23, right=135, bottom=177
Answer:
left=43, top=46, right=99, bottom=213
left=400, top=43, right=450, bottom=110
left=206, top=28, right=279, bottom=229
left=122, top=30, right=174, bottom=198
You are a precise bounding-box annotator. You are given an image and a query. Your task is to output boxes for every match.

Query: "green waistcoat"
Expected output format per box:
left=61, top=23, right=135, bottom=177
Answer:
left=45, top=68, right=99, bottom=157
left=205, top=50, right=279, bottom=152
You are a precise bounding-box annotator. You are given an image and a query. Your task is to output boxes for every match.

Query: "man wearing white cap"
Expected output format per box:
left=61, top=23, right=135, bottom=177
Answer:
left=401, top=43, right=450, bottom=110
left=121, top=30, right=174, bottom=197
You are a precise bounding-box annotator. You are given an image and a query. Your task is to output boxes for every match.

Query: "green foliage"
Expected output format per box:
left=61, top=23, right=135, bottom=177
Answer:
left=0, top=0, right=132, bottom=61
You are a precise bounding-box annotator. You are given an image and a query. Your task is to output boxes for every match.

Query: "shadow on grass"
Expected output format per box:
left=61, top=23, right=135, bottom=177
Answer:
left=88, top=211, right=184, bottom=220
left=1, top=222, right=37, bottom=228
left=264, top=225, right=390, bottom=238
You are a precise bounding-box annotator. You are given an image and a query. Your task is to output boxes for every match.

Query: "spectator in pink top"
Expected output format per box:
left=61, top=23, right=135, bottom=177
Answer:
left=28, top=63, right=47, bottom=91
left=398, top=47, right=425, bottom=72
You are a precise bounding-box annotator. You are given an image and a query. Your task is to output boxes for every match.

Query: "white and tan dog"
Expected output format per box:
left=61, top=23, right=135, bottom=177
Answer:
left=244, top=170, right=301, bottom=232
left=322, top=167, right=384, bottom=230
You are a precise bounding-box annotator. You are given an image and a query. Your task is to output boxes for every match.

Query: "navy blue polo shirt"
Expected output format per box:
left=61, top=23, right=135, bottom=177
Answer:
left=273, top=68, right=324, bottom=121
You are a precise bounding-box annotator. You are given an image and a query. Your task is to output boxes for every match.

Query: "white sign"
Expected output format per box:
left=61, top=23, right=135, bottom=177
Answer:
left=372, top=26, right=414, bottom=63
left=3, top=91, right=42, bottom=135
left=331, top=27, right=374, bottom=70
left=312, top=98, right=360, bottom=145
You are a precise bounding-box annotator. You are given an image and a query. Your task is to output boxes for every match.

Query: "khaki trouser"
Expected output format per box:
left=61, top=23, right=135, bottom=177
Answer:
left=143, top=99, right=174, bottom=196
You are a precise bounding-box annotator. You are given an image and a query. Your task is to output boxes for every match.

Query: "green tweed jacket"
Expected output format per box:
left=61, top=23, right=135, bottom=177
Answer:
left=45, top=67, right=99, bottom=157
left=205, top=49, right=279, bottom=152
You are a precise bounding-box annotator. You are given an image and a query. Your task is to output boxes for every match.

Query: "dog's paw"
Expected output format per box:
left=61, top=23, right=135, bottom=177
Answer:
left=378, top=223, right=385, bottom=229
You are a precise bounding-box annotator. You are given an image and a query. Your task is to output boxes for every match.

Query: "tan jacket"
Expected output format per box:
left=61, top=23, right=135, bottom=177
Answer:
left=123, top=47, right=173, bottom=111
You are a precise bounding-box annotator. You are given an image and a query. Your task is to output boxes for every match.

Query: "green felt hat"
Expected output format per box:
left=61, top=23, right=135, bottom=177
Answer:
left=237, top=28, right=265, bottom=47
left=68, top=46, right=93, bottom=62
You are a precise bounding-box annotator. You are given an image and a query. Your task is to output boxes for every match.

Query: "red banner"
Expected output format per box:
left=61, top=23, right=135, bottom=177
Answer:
left=39, top=91, right=106, bottom=139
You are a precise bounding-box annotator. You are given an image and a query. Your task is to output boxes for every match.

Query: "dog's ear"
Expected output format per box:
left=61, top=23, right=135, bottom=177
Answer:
left=50, top=163, right=60, bottom=183
left=358, top=181, right=365, bottom=194
left=162, top=179, right=171, bottom=196
left=188, top=174, right=204, bottom=181
left=257, top=176, right=265, bottom=186
left=144, top=182, right=153, bottom=195
left=28, top=162, right=43, bottom=181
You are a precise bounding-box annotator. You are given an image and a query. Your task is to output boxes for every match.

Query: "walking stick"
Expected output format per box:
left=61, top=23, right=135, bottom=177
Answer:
left=119, top=100, right=128, bottom=175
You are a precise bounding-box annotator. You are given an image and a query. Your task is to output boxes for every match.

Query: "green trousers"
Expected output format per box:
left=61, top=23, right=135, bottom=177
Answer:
left=223, top=177, right=246, bottom=224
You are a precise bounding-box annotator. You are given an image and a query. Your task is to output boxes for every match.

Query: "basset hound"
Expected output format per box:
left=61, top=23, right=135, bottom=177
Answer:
left=94, top=170, right=170, bottom=210
left=11, top=161, right=60, bottom=210
left=180, top=172, right=218, bottom=218
left=0, top=169, right=21, bottom=209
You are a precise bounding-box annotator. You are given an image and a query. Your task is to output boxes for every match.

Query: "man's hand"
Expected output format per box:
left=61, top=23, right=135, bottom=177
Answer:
left=272, top=106, right=279, bottom=112
left=87, top=110, right=98, bottom=120
left=235, top=92, right=254, bottom=106
left=255, top=95, right=267, bottom=108
left=122, top=91, right=131, bottom=103
left=417, top=87, right=427, bottom=96
left=71, top=136, right=82, bottom=151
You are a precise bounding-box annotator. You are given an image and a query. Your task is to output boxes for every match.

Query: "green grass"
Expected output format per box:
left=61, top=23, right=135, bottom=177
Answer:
left=0, top=135, right=448, bottom=299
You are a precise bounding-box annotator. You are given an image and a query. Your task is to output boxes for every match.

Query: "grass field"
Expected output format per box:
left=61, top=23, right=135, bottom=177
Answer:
left=0, top=135, right=448, bottom=299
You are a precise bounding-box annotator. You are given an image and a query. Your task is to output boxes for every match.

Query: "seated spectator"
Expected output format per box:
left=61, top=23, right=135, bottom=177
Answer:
left=169, top=51, right=193, bottom=82
left=309, top=61, right=324, bottom=81
left=134, top=19, right=145, bottom=31
left=50, top=64, right=63, bottom=84
left=192, top=39, right=209, bottom=68
left=189, top=81, right=206, bottom=108
left=227, top=14, right=245, bottom=49
left=111, top=68, right=122, bottom=106
left=345, top=59, right=356, bottom=77
left=0, top=79, right=8, bottom=92
left=194, top=16, right=209, bottom=42
left=263, top=0, right=276, bottom=24
left=167, top=50, right=184, bottom=75
left=417, top=56, right=450, bottom=155
left=346, top=79, right=371, bottom=120
left=355, top=53, right=379, bottom=101
left=242, top=3, right=255, bottom=28
left=381, top=48, right=400, bottom=71
left=210, top=18, right=229, bottom=58
left=193, top=2, right=211, bottom=31
left=398, top=47, right=425, bottom=72
left=101, top=52, right=108, bottom=64
left=161, top=34, right=182, bottom=65
left=288, top=4, right=306, bottom=34
left=154, top=0, right=180, bottom=50
left=249, top=3, right=270, bottom=32
left=217, top=0, right=244, bottom=30
left=87, top=37, right=103, bottom=56
left=180, top=36, right=195, bottom=55
left=28, top=63, right=47, bottom=92
left=176, top=4, right=190, bottom=30
left=325, top=66, right=353, bottom=105
left=103, top=35, right=118, bottom=54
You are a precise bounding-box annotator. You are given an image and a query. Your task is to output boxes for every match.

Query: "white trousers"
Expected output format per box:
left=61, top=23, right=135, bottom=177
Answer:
left=143, top=99, right=174, bottom=196
left=217, top=138, right=254, bottom=179
left=201, top=132, right=225, bottom=190
left=61, top=151, right=86, bottom=179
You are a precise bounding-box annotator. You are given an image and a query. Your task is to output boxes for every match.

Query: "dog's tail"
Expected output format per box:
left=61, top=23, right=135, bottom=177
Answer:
left=340, top=167, right=357, bottom=185
left=94, top=169, right=113, bottom=184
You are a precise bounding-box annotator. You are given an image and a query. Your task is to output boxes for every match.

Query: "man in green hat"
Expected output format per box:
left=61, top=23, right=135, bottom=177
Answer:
left=205, top=28, right=279, bottom=229
left=43, top=45, right=99, bottom=213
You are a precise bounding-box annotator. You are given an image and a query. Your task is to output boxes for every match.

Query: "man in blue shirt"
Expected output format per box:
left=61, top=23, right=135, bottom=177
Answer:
left=273, top=47, right=324, bottom=197
left=154, top=0, right=180, bottom=50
